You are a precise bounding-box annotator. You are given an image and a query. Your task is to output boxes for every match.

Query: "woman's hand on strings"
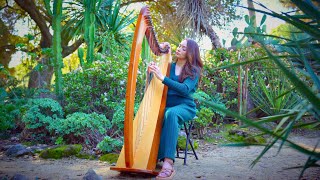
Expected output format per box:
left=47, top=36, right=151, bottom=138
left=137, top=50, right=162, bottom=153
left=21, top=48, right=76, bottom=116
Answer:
left=148, top=42, right=170, bottom=81
left=148, top=62, right=165, bottom=82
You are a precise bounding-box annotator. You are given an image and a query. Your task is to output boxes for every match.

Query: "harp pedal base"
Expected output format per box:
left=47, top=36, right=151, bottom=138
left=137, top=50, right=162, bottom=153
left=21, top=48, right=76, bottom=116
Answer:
left=110, top=167, right=159, bottom=176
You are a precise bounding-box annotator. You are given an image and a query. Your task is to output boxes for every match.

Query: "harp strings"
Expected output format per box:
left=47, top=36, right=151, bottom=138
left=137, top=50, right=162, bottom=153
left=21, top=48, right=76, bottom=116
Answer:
left=134, top=69, right=155, bottom=152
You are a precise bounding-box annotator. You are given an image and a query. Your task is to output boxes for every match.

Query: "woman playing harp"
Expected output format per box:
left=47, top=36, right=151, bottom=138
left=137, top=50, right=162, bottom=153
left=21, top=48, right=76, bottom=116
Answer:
left=148, top=39, right=203, bottom=180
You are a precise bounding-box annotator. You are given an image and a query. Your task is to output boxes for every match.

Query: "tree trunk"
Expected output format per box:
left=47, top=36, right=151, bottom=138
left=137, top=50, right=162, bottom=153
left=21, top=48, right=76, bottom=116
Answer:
left=15, top=0, right=83, bottom=89
left=28, top=56, right=54, bottom=89
left=246, top=0, right=257, bottom=118
left=200, top=20, right=222, bottom=49
left=15, top=0, right=53, bottom=89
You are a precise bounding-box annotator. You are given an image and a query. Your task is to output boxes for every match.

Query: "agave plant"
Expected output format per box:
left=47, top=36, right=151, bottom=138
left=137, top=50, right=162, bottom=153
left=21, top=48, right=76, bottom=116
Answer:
left=249, top=66, right=301, bottom=116
left=196, top=0, right=320, bottom=177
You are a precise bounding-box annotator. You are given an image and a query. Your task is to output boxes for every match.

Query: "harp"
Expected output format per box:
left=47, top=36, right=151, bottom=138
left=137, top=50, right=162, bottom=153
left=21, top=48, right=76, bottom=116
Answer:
left=110, top=6, right=172, bottom=175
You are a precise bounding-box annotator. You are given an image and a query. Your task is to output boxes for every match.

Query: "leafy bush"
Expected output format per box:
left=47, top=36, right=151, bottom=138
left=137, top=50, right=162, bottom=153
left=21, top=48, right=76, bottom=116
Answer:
left=201, top=48, right=239, bottom=110
left=63, top=57, right=145, bottom=121
left=0, top=67, right=37, bottom=131
left=97, top=135, right=123, bottom=153
left=208, top=1, right=320, bottom=177
left=109, top=100, right=140, bottom=137
left=22, top=98, right=63, bottom=139
left=53, top=112, right=111, bottom=147
left=0, top=104, right=18, bottom=131
left=195, top=108, right=214, bottom=128
left=0, top=98, right=27, bottom=132
left=194, top=107, right=214, bottom=138
left=177, top=136, right=198, bottom=150
left=193, top=90, right=226, bottom=138
left=193, top=90, right=226, bottom=119
left=63, top=61, right=119, bottom=117
left=54, top=136, right=65, bottom=145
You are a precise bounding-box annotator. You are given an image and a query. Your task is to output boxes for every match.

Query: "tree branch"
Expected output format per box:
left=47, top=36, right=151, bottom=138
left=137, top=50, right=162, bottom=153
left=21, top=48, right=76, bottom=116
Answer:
left=62, top=38, right=84, bottom=57
left=0, top=0, right=9, bottom=11
left=0, top=45, right=16, bottom=51
left=40, top=6, right=53, bottom=25
left=14, top=0, right=52, bottom=48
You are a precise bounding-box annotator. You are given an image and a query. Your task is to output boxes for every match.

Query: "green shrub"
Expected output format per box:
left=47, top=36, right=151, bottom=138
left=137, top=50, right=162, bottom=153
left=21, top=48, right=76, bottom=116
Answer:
left=109, top=100, right=140, bottom=137
left=195, top=108, right=214, bottom=127
left=54, top=136, right=65, bottom=145
left=63, top=53, right=146, bottom=119
left=0, top=81, right=46, bottom=132
left=0, top=103, right=18, bottom=131
left=194, top=90, right=226, bottom=117
left=22, top=98, right=63, bottom=136
left=200, top=48, right=239, bottom=110
left=97, top=135, right=123, bottom=153
left=53, top=112, right=111, bottom=147
left=63, top=59, right=136, bottom=117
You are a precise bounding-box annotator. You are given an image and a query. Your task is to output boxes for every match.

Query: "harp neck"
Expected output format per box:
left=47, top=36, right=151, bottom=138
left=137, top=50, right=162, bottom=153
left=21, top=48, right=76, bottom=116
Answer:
left=140, top=6, right=169, bottom=55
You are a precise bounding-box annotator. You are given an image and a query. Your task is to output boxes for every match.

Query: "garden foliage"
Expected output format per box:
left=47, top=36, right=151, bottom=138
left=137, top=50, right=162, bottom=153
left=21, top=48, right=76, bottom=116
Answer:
left=205, top=1, right=320, bottom=177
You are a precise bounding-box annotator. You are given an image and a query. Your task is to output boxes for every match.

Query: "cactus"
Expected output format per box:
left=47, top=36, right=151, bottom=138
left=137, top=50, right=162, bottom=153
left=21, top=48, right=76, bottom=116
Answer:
left=84, top=0, right=101, bottom=64
left=52, top=0, right=63, bottom=101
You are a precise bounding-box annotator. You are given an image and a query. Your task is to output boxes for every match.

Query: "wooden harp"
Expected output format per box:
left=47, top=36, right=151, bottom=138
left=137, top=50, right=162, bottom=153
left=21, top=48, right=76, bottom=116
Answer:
left=110, top=6, right=172, bottom=175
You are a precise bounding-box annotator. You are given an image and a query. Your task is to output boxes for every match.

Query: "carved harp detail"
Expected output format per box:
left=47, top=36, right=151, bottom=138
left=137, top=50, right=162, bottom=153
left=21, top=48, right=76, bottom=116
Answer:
left=110, top=6, right=172, bottom=175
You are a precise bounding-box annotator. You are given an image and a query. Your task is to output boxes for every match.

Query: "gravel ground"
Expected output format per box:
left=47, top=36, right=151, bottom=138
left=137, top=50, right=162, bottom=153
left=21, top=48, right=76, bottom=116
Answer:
left=0, top=130, right=319, bottom=180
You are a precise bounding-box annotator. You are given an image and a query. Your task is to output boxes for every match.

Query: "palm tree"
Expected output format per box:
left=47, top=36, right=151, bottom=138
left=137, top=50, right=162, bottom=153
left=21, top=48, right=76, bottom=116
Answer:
left=146, top=0, right=240, bottom=49
left=177, top=0, right=222, bottom=49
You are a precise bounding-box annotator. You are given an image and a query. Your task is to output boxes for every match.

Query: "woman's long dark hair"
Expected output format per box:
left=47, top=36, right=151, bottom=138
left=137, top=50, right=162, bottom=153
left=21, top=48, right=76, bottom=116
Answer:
left=179, top=39, right=203, bottom=82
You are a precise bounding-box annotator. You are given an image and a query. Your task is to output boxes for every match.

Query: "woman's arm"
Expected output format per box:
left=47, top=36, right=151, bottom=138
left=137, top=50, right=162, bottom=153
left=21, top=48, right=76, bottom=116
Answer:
left=162, top=75, right=199, bottom=96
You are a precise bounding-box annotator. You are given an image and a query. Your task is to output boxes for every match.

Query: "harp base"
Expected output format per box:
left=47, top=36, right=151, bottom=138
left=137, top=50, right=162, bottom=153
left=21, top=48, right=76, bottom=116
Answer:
left=110, top=166, right=159, bottom=176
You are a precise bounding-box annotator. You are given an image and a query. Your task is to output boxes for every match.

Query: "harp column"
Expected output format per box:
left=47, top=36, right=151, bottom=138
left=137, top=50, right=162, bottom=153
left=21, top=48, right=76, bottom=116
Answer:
left=124, top=7, right=147, bottom=168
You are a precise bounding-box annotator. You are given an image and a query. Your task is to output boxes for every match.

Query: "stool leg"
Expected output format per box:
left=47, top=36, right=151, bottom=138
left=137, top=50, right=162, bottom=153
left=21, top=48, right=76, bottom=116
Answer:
left=176, top=146, right=179, bottom=158
left=188, top=123, right=199, bottom=160
left=184, top=123, right=189, bottom=165
left=188, top=138, right=198, bottom=160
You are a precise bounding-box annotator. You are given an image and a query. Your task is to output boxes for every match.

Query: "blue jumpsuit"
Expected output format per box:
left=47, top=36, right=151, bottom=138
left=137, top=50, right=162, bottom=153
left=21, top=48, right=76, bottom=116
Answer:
left=157, top=63, right=199, bottom=161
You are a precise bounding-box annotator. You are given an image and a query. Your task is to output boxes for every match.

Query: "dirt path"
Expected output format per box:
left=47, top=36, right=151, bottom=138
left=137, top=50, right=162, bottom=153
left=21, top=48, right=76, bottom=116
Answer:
left=1, top=132, right=319, bottom=180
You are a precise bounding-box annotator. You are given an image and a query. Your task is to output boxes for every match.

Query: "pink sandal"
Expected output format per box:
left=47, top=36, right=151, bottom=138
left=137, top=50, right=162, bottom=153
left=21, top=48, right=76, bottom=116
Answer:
left=156, top=161, right=176, bottom=180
